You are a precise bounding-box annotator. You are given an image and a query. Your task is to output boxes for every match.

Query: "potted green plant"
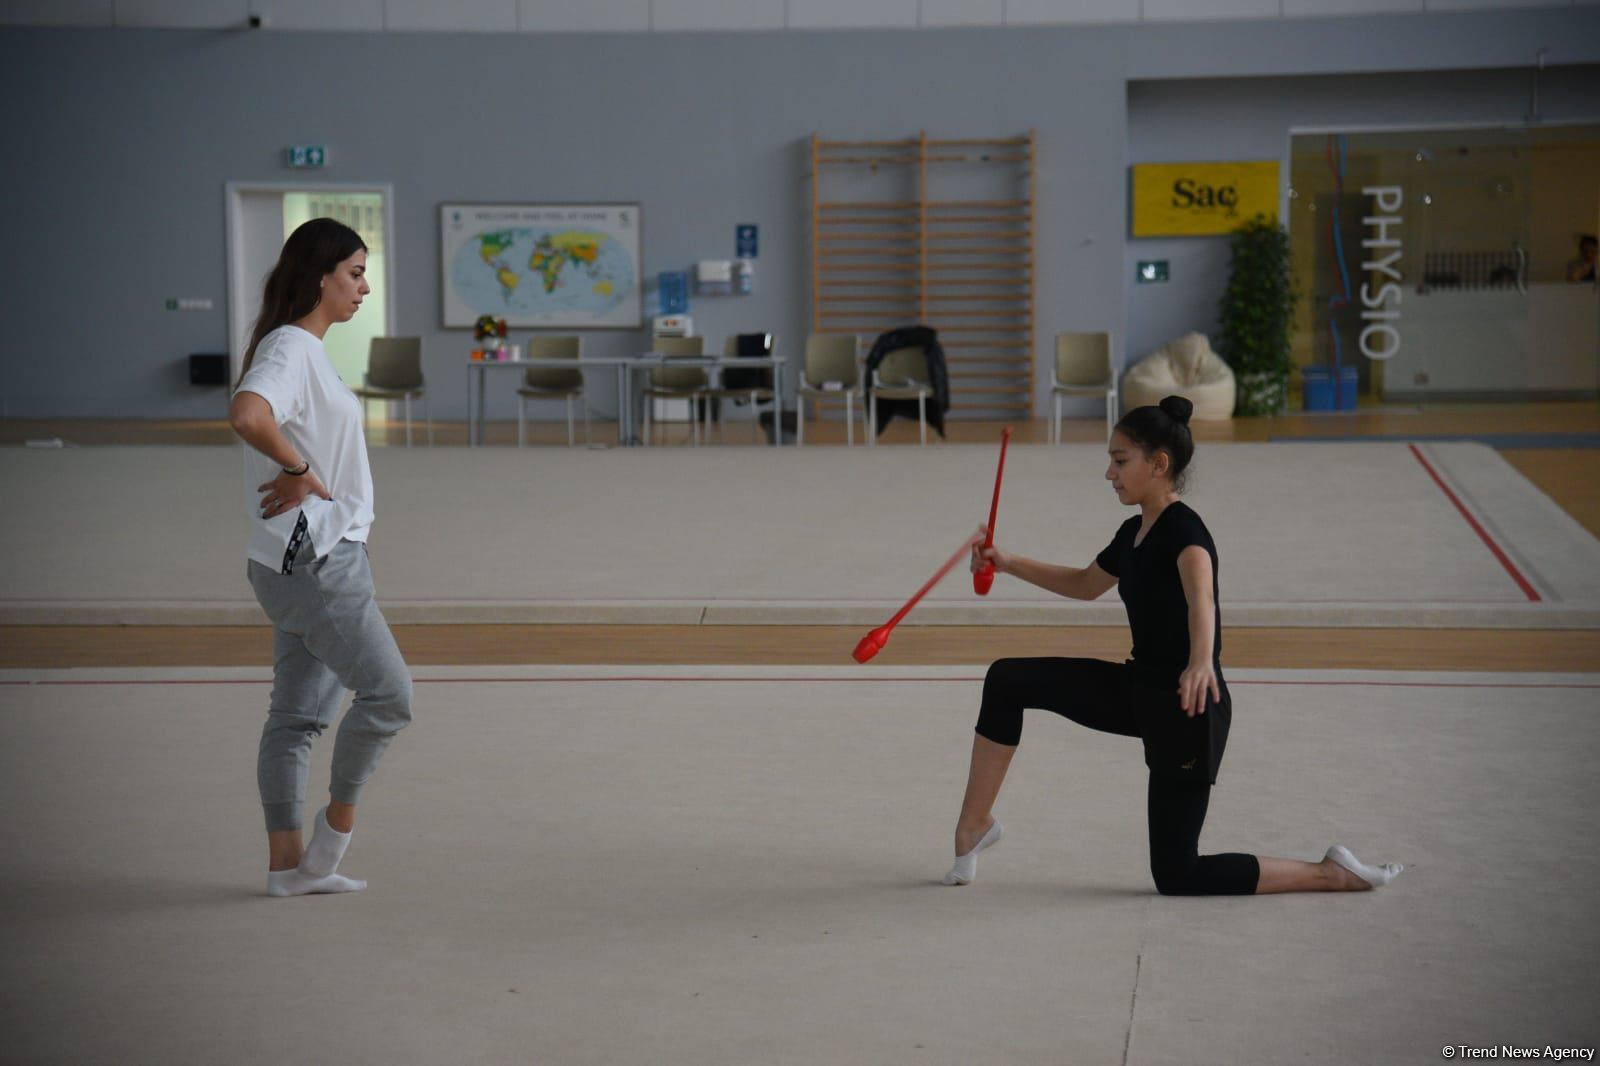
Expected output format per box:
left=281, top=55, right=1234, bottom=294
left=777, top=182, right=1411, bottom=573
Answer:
left=1217, top=214, right=1297, bottom=417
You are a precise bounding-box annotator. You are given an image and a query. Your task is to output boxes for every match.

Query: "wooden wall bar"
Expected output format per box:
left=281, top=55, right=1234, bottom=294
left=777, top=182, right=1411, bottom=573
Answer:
left=808, top=132, right=1037, bottom=424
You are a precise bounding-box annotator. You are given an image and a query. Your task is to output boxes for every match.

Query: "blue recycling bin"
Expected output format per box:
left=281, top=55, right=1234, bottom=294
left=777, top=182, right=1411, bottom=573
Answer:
left=1302, top=365, right=1359, bottom=411
left=1302, top=366, right=1333, bottom=411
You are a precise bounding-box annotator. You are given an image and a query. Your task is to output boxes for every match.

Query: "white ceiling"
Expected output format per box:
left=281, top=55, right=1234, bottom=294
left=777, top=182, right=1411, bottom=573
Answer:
left=0, top=0, right=1592, bottom=33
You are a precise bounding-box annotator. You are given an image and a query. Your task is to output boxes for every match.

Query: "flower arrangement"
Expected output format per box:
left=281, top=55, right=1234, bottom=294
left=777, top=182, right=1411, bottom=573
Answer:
left=474, top=315, right=508, bottom=343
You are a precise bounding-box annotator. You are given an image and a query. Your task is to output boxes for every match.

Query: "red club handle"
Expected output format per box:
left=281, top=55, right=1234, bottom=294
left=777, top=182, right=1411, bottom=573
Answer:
left=888, top=537, right=972, bottom=629
left=974, top=426, right=1012, bottom=596
left=853, top=534, right=978, bottom=663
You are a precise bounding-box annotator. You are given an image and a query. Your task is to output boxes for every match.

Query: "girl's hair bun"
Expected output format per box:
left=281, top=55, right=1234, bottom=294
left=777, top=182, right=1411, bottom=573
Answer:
left=1159, top=395, right=1194, bottom=426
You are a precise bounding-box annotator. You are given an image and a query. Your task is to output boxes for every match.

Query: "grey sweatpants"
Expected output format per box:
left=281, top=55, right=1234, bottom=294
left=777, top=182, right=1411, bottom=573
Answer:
left=247, top=539, right=412, bottom=832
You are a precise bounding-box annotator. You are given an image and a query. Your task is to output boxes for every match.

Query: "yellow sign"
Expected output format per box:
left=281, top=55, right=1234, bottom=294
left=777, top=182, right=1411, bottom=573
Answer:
left=1131, top=162, right=1280, bottom=237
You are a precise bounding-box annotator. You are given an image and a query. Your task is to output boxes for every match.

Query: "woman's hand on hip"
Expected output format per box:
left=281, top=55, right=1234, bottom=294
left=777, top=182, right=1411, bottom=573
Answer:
left=257, top=468, right=332, bottom=519
left=1177, top=662, right=1219, bottom=718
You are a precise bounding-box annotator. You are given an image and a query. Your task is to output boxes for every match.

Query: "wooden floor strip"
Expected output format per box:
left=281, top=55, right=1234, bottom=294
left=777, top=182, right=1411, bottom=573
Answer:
left=4, top=624, right=1596, bottom=671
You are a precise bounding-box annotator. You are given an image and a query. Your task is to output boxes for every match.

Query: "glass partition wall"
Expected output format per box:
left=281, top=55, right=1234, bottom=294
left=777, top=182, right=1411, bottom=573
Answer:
left=1287, top=124, right=1599, bottom=408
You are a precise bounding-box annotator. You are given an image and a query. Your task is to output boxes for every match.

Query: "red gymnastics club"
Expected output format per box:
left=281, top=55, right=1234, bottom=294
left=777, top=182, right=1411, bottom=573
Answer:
left=853, top=533, right=980, bottom=664
left=973, top=426, right=1012, bottom=596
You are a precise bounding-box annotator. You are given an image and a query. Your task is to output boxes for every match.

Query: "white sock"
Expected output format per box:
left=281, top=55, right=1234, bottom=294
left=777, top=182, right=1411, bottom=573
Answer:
left=266, top=868, right=366, bottom=897
left=301, top=807, right=353, bottom=877
left=941, top=820, right=1003, bottom=886
left=1326, top=844, right=1404, bottom=888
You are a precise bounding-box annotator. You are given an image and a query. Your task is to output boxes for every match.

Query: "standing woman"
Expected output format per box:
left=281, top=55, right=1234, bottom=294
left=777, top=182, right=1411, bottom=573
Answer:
left=230, top=218, right=412, bottom=897
left=943, top=395, right=1402, bottom=895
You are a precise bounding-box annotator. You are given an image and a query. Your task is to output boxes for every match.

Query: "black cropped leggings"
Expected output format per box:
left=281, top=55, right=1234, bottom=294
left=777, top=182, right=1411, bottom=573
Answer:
left=975, top=657, right=1260, bottom=897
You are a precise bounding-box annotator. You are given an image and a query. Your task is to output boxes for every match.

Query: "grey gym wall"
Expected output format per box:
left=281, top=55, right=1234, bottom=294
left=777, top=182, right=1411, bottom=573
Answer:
left=1125, top=65, right=1600, bottom=366
left=0, top=6, right=1597, bottom=422
left=0, top=25, right=1124, bottom=423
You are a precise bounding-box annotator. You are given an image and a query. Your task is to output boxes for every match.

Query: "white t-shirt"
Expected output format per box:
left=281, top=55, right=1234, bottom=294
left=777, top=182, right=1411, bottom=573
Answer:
left=234, top=325, right=375, bottom=570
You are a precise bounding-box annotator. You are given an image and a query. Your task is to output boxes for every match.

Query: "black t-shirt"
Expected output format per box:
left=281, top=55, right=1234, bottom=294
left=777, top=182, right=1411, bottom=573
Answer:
left=1095, top=500, right=1223, bottom=688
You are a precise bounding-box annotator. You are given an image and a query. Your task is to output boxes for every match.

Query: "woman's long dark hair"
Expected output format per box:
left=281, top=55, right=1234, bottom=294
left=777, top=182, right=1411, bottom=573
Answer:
left=236, top=218, right=367, bottom=386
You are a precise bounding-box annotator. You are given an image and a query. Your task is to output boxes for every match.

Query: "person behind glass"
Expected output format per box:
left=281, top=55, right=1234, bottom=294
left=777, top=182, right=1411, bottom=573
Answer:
left=942, top=395, right=1403, bottom=895
left=1566, top=235, right=1597, bottom=283
left=229, top=218, right=413, bottom=897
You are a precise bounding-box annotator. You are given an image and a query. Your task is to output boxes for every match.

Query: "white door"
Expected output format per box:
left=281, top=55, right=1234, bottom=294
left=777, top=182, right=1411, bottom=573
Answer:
left=282, top=191, right=389, bottom=388
left=226, top=184, right=396, bottom=415
left=228, top=189, right=288, bottom=380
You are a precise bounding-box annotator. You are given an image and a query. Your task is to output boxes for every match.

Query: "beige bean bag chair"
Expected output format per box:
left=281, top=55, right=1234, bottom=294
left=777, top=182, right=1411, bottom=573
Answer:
left=1120, top=333, right=1236, bottom=420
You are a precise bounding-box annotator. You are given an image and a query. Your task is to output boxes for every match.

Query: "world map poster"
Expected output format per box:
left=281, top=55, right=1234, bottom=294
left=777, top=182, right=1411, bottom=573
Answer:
left=440, top=203, right=641, bottom=328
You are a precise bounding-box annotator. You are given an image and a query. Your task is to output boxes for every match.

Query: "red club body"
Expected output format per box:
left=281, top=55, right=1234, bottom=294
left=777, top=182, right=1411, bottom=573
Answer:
left=973, top=426, right=1012, bottom=596
left=972, top=567, right=997, bottom=595
left=852, top=626, right=890, bottom=663
left=852, top=536, right=975, bottom=664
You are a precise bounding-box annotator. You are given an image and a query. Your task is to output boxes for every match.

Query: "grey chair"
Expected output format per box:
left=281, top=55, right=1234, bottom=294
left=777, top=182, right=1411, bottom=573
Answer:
left=697, top=333, right=776, bottom=444
left=795, top=333, right=863, bottom=447
left=517, top=335, right=589, bottom=448
left=869, top=346, right=932, bottom=446
left=1051, top=332, right=1117, bottom=443
left=353, top=337, right=431, bottom=447
left=641, top=334, right=707, bottom=446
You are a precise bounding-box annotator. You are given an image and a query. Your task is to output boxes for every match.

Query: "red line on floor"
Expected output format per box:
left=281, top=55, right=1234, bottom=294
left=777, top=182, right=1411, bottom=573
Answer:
left=6, top=677, right=1597, bottom=689
left=5, top=677, right=978, bottom=686
left=1408, top=443, right=1540, bottom=602
left=1230, top=680, right=1599, bottom=689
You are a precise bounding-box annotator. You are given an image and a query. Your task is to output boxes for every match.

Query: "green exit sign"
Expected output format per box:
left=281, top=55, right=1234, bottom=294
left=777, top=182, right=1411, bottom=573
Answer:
left=1136, top=260, right=1169, bottom=284
left=286, top=145, right=327, bottom=168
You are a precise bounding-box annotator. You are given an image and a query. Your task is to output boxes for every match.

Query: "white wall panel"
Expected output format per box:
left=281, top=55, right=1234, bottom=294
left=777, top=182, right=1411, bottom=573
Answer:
left=7, top=0, right=1590, bottom=31
left=1004, top=0, right=1139, bottom=23
left=383, top=0, right=516, bottom=33
left=114, top=0, right=246, bottom=28
left=1142, top=0, right=1282, bottom=18
left=517, top=0, right=649, bottom=32
left=786, top=0, right=919, bottom=30
left=1283, top=0, right=1423, bottom=15
left=653, top=0, right=784, bottom=32
left=919, top=0, right=1004, bottom=27
left=1424, top=0, right=1570, bottom=8
left=258, top=0, right=384, bottom=32
left=0, top=1, right=114, bottom=27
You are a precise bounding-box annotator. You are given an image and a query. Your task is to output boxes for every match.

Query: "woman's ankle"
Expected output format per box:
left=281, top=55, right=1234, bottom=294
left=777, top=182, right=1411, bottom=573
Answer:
left=267, top=828, right=303, bottom=871
left=325, top=800, right=356, bottom=834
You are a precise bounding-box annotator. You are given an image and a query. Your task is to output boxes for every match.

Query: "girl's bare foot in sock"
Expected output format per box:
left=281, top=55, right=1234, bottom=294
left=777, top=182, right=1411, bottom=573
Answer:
left=943, top=819, right=1002, bottom=886
left=1324, top=844, right=1404, bottom=890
